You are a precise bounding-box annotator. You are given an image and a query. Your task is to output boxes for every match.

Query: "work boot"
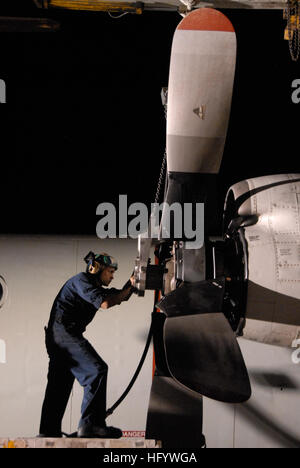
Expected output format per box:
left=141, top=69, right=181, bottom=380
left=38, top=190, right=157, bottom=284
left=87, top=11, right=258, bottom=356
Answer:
left=77, top=423, right=122, bottom=439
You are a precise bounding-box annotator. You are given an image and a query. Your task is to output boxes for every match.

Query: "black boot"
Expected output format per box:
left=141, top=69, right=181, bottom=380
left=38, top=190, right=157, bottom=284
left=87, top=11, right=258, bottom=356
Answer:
left=77, top=423, right=122, bottom=439
left=36, top=432, right=62, bottom=438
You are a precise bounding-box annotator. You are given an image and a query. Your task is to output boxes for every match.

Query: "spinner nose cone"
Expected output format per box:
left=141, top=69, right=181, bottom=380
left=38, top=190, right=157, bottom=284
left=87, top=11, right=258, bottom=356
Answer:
left=178, top=7, right=235, bottom=32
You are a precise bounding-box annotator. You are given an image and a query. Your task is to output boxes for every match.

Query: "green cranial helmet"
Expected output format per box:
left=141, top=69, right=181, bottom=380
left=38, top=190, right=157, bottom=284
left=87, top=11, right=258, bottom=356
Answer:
left=84, top=251, right=118, bottom=271
left=95, top=253, right=118, bottom=270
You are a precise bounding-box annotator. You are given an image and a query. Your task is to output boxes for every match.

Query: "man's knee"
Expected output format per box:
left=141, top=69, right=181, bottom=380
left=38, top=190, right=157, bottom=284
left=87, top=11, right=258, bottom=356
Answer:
left=100, top=360, right=108, bottom=374
left=93, top=360, right=108, bottom=378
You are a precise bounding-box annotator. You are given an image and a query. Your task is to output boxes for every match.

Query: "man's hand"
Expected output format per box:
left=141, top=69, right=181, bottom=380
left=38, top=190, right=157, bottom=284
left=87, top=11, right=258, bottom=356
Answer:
left=122, top=275, right=135, bottom=291
left=101, top=276, right=136, bottom=309
left=121, top=275, right=136, bottom=301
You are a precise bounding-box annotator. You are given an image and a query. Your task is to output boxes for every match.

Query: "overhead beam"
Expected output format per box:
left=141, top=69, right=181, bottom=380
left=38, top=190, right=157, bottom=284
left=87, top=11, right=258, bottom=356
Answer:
left=32, top=0, right=289, bottom=11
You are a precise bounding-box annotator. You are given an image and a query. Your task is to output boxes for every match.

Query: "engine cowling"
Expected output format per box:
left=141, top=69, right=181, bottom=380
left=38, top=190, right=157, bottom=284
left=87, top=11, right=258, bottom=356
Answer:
left=224, top=173, right=300, bottom=347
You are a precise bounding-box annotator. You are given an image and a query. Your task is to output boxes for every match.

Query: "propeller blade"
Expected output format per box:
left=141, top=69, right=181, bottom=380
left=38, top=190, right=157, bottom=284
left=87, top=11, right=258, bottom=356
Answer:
left=164, top=313, right=251, bottom=403
left=158, top=281, right=251, bottom=403
left=145, top=305, right=205, bottom=447
left=166, top=8, right=236, bottom=175
left=145, top=376, right=205, bottom=448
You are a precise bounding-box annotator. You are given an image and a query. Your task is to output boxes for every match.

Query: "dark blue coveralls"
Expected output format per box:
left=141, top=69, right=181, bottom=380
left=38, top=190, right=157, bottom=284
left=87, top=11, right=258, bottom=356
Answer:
left=39, top=271, right=121, bottom=436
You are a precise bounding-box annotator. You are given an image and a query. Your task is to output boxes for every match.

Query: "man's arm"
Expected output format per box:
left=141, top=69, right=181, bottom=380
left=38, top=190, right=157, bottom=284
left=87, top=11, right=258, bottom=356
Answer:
left=101, top=276, right=135, bottom=309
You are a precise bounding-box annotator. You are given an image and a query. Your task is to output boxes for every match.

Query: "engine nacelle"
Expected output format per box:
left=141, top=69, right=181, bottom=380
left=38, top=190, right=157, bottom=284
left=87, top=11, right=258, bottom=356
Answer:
left=224, top=173, right=300, bottom=347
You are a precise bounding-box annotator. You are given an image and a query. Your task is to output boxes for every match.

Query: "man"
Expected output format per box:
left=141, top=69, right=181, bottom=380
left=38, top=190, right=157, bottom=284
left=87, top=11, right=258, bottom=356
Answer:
left=39, top=251, right=135, bottom=439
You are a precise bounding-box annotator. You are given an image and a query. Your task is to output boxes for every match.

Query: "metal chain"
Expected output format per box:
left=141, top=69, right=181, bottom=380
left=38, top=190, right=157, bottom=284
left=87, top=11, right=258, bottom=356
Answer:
left=154, top=150, right=167, bottom=204
left=286, top=0, right=300, bottom=61
left=154, top=89, right=168, bottom=204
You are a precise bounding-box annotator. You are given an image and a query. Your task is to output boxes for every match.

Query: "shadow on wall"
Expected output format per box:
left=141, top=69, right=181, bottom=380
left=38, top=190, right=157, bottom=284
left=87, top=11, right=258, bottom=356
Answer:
left=237, top=401, right=300, bottom=448
left=250, top=371, right=299, bottom=390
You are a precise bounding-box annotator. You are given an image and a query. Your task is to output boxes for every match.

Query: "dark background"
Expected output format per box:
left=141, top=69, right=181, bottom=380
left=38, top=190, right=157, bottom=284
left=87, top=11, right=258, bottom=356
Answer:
left=0, top=1, right=299, bottom=235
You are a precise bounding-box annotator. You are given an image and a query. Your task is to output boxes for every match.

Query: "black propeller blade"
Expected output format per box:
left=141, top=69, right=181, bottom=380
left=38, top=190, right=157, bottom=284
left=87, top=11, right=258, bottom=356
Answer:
left=158, top=280, right=252, bottom=403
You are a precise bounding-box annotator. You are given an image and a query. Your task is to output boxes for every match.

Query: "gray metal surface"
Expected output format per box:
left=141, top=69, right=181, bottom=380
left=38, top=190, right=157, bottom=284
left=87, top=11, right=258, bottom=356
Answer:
left=175, top=245, right=206, bottom=282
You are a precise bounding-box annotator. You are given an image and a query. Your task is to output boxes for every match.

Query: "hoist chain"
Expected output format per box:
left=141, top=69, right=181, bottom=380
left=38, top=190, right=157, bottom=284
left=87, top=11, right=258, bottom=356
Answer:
left=154, top=150, right=167, bottom=205
left=154, top=88, right=168, bottom=205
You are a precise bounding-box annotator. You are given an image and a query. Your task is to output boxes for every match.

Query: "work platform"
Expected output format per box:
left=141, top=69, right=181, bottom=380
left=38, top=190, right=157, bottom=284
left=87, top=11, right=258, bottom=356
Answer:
left=0, top=437, right=161, bottom=448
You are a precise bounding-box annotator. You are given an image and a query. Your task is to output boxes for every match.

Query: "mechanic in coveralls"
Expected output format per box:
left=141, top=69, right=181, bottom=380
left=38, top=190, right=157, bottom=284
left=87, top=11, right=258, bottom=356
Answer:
left=39, top=251, right=136, bottom=438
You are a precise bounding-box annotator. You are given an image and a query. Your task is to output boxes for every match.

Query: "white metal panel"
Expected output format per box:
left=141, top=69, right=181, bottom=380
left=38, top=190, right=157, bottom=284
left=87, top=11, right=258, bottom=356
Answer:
left=0, top=236, right=154, bottom=438
left=202, top=398, right=235, bottom=448
left=0, top=235, right=77, bottom=437
left=203, top=338, right=300, bottom=448
left=244, top=176, right=300, bottom=346
left=225, top=174, right=300, bottom=347
left=234, top=338, right=300, bottom=448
